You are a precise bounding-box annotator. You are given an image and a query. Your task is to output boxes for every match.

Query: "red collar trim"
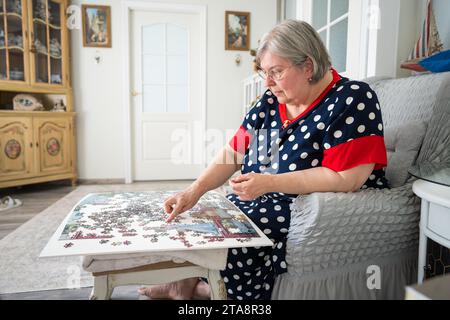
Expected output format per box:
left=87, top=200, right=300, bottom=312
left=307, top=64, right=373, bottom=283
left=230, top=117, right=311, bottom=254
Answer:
left=279, top=68, right=341, bottom=129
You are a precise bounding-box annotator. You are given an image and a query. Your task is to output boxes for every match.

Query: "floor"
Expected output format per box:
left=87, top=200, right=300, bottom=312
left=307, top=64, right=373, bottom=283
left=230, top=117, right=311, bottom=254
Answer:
left=0, top=285, right=144, bottom=300
left=0, top=181, right=75, bottom=240
left=0, top=180, right=194, bottom=300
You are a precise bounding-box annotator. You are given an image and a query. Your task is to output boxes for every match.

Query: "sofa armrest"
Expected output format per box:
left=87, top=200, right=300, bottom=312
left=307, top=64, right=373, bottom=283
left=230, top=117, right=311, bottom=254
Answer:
left=286, top=182, right=420, bottom=276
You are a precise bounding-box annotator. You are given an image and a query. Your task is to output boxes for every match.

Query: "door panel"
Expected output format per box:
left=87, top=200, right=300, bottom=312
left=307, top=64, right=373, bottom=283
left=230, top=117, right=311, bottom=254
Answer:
left=0, top=117, right=34, bottom=181
left=131, top=9, right=205, bottom=180
left=33, top=117, right=70, bottom=174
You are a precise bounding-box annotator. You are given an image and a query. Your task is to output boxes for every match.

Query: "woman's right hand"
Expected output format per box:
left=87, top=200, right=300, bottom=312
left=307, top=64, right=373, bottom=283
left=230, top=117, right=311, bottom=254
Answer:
left=164, top=185, right=204, bottom=223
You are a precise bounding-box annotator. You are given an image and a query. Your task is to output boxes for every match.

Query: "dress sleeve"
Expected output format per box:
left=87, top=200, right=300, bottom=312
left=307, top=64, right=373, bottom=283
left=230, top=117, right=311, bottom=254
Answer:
left=229, top=91, right=270, bottom=154
left=322, top=82, right=388, bottom=172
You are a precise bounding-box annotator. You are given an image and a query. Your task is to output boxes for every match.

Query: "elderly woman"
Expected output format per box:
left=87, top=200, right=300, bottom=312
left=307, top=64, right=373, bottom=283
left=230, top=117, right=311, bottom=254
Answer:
left=139, top=20, right=388, bottom=300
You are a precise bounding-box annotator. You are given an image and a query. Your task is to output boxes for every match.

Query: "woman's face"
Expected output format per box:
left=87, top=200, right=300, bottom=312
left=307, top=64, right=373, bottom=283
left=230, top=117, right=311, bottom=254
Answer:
left=259, top=51, right=312, bottom=105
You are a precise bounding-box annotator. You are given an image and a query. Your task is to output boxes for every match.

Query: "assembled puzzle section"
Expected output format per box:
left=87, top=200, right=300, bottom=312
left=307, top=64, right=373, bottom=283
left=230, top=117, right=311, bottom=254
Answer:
left=40, top=191, right=273, bottom=257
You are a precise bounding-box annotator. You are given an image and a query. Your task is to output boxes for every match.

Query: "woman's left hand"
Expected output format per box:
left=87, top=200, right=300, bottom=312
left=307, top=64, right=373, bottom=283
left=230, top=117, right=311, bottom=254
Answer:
left=229, top=173, right=273, bottom=201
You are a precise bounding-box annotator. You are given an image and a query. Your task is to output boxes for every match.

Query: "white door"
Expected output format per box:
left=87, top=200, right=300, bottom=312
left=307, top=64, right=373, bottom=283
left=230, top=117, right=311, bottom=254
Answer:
left=130, top=9, right=205, bottom=181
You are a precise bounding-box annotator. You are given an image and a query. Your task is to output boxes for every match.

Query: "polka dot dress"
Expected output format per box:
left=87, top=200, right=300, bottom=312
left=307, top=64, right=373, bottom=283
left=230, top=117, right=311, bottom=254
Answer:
left=225, top=68, right=389, bottom=300
left=223, top=193, right=290, bottom=300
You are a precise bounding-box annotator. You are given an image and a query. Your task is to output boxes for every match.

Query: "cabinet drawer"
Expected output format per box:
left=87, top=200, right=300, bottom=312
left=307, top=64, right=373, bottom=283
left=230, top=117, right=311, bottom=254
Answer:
left=427, top=202, right=450, bottom=241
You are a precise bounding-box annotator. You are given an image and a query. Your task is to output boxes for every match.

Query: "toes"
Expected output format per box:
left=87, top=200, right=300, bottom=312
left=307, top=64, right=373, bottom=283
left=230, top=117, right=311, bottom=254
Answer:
left=138, top=287, right=153, bottom=297
left=192, top=281, right=211, bottom=300
left=137, top=280, right=197, bottom=300
left=139, top=285, right=174, bottom=299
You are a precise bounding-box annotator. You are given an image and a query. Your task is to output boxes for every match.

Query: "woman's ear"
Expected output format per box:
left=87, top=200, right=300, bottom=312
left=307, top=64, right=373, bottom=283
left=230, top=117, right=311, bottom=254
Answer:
left=303, top=57, right=315, bottom=80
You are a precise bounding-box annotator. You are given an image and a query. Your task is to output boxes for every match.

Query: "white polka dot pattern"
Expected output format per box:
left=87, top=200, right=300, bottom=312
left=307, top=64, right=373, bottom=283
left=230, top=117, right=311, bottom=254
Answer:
left=223, top=80, right=388, bottom=300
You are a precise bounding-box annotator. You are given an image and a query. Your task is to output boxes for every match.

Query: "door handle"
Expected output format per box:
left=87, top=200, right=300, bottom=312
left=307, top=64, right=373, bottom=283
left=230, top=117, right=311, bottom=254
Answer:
left=131, top=90, right=142, bottom=97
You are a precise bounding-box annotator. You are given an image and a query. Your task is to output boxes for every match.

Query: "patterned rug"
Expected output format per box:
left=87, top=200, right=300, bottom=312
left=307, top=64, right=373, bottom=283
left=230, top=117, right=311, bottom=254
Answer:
left=0, top=182, right=193, bottom=294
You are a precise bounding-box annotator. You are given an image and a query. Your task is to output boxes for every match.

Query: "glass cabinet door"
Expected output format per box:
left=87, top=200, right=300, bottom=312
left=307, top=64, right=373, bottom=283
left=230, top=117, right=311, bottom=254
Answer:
left=0, top=0, right=27, bottom=82
left=30, top=0, right=64, bottom=86
left=0, top=1, right=5, bottom=81
left=47, top=0, right=61, bottom=84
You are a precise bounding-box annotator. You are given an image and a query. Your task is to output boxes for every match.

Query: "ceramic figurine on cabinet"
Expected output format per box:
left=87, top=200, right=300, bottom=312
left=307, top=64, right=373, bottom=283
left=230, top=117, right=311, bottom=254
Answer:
left=13, top=94, right=45, bottom=111
left=10, top=0, right=22, bottom=15
left=51, top=74, right=62, bottom=84
left=52, top=99, right=66, bottom=112
left=50, top=38, right=61, bottom=57
left=34, top=0, right=47, bottom=21
left=9, top=69, right=24, bottom=80
left=8, top=34, right=23, bottom=48
left=34, top=39, right=47, bottom=54
left=0, top=28, right=5, bottom=47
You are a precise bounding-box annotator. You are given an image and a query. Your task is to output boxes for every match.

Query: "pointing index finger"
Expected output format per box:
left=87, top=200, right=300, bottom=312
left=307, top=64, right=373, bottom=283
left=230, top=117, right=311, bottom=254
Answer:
left=166, top=205, right=180, bottom=223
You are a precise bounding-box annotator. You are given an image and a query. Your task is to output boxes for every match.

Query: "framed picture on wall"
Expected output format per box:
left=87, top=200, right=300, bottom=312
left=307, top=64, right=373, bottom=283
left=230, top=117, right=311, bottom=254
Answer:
left=225, top=11, right=250, bottom=51
left=82, top=5, right=112, bottom=48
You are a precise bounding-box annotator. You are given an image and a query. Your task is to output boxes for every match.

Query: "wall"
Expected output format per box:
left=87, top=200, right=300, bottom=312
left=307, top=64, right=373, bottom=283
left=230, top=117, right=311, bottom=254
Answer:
left=370, top=0, right=423, bottom=79
left=70, top=0, right=277, bottom=180
left=393, top=0, right=449, bottom=78
left=370, top=0, right=449, bottom=78
left=396, top=0, right=420, bottom=78
left=434, top=0, right=450, bottom=50
left=417, top=0, right=450, bottom=50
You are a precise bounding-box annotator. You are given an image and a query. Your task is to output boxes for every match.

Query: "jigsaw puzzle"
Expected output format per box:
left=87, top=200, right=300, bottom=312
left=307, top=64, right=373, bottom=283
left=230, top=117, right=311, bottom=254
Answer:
left=40, top=191, right=273, bottom=257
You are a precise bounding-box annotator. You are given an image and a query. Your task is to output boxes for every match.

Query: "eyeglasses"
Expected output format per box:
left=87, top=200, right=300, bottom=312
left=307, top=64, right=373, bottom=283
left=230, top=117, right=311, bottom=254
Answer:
left=257, top=65, right=294, bottom=81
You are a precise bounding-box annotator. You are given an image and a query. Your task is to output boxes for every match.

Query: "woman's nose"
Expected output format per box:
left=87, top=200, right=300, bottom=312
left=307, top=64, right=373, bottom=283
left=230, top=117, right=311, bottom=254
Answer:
left=264, top=76, right=276, bottom=87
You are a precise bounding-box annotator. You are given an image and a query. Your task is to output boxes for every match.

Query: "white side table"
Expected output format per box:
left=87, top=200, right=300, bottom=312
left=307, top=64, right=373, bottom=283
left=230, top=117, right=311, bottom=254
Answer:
left=412, top=179, right=450, bottom=284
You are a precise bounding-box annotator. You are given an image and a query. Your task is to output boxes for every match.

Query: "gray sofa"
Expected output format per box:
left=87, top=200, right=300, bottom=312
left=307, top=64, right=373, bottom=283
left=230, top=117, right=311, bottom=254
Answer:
left=272, top=71, right=450, bottom=299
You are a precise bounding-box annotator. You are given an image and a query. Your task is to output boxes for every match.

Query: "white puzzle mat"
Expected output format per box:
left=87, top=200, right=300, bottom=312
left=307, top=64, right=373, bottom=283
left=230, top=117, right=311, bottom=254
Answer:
left=40, top=191, right=273, bottom=258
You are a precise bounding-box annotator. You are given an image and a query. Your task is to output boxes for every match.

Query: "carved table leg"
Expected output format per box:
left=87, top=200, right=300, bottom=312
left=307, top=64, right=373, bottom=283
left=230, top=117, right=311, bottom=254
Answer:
left=208, top=269, right=227, bottom=300
left=90, top=275, right=113, bottom=300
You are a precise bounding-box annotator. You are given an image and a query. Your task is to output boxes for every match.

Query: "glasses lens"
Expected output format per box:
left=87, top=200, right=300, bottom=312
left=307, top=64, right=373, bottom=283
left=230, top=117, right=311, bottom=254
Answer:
left=273, top=71, right=282, bottom=81
left=257, top=69, right=267, bottom=79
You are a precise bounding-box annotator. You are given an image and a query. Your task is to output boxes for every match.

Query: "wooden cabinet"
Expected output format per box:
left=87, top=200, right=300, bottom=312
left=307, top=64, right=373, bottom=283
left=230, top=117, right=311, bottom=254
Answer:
left=0, top=0, right=70, bottom=89
left=0, top=113, right=76, bottom=187
left=0, top=0, right=75, bottom=188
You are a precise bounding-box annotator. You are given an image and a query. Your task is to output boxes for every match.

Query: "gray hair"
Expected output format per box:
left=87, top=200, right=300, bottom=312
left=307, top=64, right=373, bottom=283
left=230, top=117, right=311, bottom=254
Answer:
left=256, top=20, right=331, bottom=84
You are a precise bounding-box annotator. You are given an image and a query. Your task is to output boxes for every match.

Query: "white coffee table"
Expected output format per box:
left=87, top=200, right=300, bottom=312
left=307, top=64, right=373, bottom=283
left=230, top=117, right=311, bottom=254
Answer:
left=88, top=259, right=227, bottom=300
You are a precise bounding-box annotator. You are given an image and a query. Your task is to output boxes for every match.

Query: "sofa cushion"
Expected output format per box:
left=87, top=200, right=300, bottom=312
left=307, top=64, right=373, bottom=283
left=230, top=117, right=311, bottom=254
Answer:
left=384, top=120, right=427, bottom=188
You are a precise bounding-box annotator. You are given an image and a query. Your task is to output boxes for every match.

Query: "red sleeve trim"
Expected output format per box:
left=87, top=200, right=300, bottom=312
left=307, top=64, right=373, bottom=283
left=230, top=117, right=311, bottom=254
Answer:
left=229, top=125, right=253, bottom=154
left=322, top=135, right=388, bottom=172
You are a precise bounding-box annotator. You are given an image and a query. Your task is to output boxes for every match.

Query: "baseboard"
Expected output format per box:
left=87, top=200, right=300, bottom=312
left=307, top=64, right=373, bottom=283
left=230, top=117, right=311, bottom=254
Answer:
left=77, top=179, right=126, bottom=185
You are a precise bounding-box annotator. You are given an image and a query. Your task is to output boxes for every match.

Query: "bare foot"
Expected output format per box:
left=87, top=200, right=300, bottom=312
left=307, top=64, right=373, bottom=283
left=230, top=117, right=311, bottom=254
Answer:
left=192, top=280, right=211, bottom=300
left=138, top=278, right=199, bottom=300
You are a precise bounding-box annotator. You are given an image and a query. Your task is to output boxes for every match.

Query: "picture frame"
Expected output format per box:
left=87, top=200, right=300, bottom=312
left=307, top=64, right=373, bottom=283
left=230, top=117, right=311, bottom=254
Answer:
left=82, top=5, right=111, bottom=48
left=225, top=11, right=250, bottom=51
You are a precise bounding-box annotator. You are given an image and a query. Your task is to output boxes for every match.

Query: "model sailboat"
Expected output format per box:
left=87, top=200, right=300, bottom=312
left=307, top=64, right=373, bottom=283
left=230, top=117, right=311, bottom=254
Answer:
left=401, top=0, right=444, bottom=72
